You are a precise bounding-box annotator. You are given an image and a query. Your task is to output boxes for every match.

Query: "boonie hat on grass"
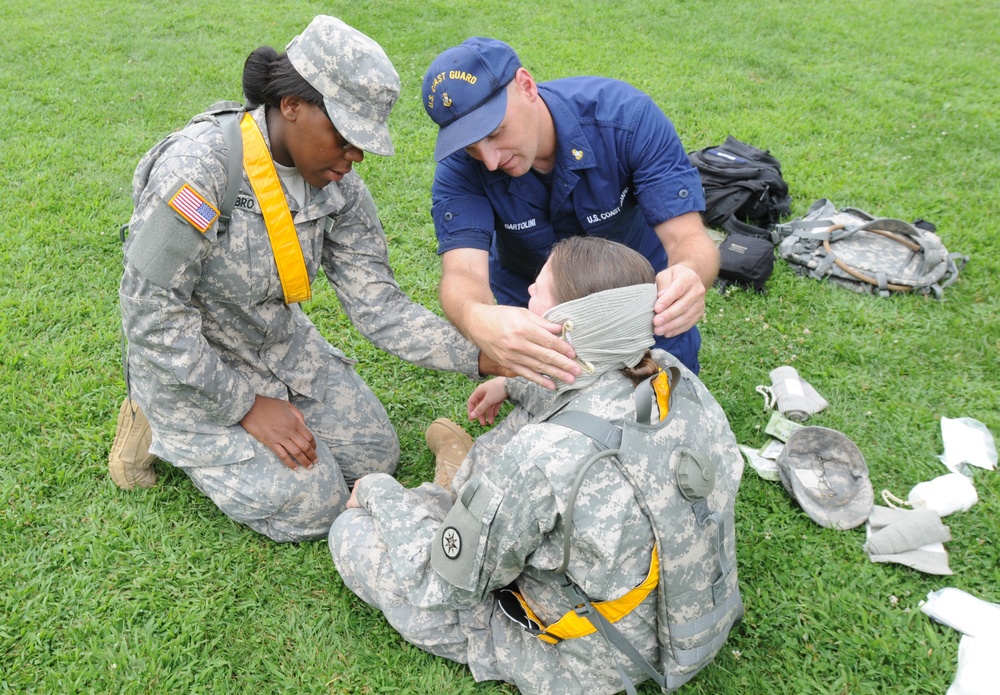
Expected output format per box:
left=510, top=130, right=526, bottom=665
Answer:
left=776, top=426, right=874, bottom=530
left=286, top=15, right=399, bottom=156
left=422, top=37, right=521, bottom=161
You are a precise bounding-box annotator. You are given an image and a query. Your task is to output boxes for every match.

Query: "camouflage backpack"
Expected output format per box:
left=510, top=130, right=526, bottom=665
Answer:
left=119, top=101, right=245, bottom=244
left=547, top=351, right=744, bottom=694
left=772, top=199, right=967, bottom=298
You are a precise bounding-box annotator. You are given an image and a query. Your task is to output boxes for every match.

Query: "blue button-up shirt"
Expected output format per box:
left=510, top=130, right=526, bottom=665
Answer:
left=432, top=76, right=706, bottom=371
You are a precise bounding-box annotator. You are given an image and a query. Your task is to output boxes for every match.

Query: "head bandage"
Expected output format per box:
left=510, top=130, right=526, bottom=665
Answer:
left=543, top=284, right=656, bottom=392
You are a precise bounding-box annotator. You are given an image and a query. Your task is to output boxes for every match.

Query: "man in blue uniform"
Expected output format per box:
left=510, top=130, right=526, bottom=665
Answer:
left=422, top=37, right=719, bottom=384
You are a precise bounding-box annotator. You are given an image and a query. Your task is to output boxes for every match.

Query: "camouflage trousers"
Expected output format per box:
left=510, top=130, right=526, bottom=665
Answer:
left=329, top=500, right=509, bottom=682
left=328, top=408, right=654, bottom=695
left=180, top=357, right=399, bottom=542
left=447, top=403, right=532, bottom=494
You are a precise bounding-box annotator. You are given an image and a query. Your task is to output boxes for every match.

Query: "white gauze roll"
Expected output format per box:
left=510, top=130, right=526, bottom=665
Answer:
left=908, top=473, right=978, bottom=517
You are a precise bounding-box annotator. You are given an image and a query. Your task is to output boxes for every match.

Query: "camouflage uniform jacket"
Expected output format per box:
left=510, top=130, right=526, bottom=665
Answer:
left=355, top=370, right=658, bottom=691
left=120, top=106, right=480, bottom=466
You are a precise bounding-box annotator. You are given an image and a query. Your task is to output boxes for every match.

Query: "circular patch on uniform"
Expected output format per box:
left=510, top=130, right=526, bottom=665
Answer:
left=441, top=526, right=462, bottom=559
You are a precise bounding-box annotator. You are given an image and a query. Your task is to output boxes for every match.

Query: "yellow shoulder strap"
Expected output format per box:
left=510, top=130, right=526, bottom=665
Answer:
left=239, top=113, right=312, bottom=304
left=652, top=369, right=671, bottom=421
left=514, top=550, right=660, bottom=645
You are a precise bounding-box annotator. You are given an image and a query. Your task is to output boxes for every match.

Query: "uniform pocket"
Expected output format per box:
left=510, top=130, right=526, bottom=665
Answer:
left=431, top=476, right=504, bottom=592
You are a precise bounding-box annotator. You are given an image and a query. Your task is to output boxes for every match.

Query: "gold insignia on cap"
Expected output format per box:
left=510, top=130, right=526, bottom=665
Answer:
left=442, top=93, right=453, bottom=107
left=572, top=148, right=584, bottom=160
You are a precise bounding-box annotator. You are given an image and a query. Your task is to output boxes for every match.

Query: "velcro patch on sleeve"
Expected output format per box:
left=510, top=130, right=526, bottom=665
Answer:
left=431, top=477, right=503, bottom=592
left=168, top=183, right=219, bottom=233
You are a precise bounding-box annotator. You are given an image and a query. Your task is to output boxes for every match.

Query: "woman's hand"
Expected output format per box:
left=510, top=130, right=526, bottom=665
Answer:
left=239, top=394, right=318, bottom=470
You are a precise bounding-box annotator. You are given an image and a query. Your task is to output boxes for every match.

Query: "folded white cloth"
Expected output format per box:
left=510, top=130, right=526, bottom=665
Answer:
left=939, top=417, right=997, bottom=472
left=948, top=635, right=1000, bottom=695
left=769, top=366, right=828, bottom=422
left=920, top=587, right=1000, bottom=639
left=921, top=588, right=1000, bottom=695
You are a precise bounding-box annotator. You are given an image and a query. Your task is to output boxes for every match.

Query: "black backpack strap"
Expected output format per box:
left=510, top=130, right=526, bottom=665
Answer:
left=720, top=216, right=772, bottom=242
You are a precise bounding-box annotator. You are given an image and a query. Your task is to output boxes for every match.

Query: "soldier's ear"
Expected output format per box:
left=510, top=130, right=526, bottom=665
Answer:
left=279, top=95, right=306, bottom=122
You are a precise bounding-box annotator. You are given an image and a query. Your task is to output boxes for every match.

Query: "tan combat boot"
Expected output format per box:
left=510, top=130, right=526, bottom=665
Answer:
left=425, top=418, right=473, bottom=490
left=108, top=398, right=158, bottom=489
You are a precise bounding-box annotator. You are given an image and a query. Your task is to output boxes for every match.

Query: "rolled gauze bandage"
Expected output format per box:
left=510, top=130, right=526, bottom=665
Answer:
left=864, top=506, right=951, bottom=554
left=909, top=473, right=978, bottom=517
left=863, top=506, right=952, bottom=575
left=769, top=366, right=829, bottom=422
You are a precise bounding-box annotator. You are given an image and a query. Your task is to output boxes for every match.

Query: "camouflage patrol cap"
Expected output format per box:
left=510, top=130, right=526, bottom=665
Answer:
left=286, top=15, right=400, bottom=156
left=776, top=426, right=874, bottom=530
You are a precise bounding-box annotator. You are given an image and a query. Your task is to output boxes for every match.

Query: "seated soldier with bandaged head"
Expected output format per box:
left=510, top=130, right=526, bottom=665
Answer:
left=330, top=236, right=744, bottom=694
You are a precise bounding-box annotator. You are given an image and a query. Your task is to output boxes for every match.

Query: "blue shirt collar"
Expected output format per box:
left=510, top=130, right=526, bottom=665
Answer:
left=539, top=84, right=594, bottom=173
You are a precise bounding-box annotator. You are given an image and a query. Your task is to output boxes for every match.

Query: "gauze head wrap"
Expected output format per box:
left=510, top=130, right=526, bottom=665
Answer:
left=543, top=283, right=656, bottom=393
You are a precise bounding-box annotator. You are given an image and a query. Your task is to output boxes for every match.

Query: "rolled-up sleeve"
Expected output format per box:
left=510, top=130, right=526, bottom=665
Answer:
left=626, top=98, right=706, bottom=228
left=431, top=154, right=497, bottom=255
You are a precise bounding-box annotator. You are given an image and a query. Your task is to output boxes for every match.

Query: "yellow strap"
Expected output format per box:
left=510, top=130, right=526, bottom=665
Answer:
left=517, top=551, right=660, bottom=645
left=653, top=370, right=671, bottom=421
left=239, top=113, right=312, bottom=304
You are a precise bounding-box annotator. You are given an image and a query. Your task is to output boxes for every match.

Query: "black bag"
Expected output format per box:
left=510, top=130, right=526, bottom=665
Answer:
left=689, top=136, right=792, bottom=239
left=716, top=233, right=774, bottom=293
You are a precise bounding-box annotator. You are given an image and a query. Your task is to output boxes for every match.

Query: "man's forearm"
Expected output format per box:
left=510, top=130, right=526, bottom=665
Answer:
left=655, top=212, right=720, bottom=288
left=670, top=235, right=720, bottom=288
left=439, top=270, right=495, bottom=344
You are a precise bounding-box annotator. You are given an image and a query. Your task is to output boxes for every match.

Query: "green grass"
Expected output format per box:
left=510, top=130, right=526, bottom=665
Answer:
left=1, top=0, right=997, bottom=692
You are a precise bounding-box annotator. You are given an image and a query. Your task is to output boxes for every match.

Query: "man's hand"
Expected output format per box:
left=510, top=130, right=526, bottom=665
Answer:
left=468, top=304, right=581, bottom=389
left=239, top=394, right=318, bottom=470
left=440, top=248, right=581, bottom=389
left=653, top=264, right=707, bottom=338
left=652, top=212, right=718, bottom=338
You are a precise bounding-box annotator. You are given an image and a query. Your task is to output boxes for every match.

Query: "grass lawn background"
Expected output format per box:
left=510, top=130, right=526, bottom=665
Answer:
left=1, top=0, right=997, bottom=692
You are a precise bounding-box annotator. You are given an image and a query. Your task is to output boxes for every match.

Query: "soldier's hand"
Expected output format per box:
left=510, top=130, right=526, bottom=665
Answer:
left=468, top=305, right=581, bottom=390
left=345, top=481, right=362, bottom=509
left=240, top=395, right=318, bottom=470
left=467, top=377, right=508, bottom=425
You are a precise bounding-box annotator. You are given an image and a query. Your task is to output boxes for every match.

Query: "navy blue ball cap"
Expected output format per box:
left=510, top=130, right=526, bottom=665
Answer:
left=422, top=37, right=521, bottom=161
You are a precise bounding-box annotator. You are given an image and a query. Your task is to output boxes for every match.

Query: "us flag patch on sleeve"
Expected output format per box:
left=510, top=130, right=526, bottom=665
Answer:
left=168, top=183, right=220, bottom=233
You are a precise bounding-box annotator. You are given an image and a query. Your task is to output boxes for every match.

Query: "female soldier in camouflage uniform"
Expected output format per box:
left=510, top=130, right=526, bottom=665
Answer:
left=109, top=16, right=499, bottom=542
left=330, top=237, right=669, bottom=694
